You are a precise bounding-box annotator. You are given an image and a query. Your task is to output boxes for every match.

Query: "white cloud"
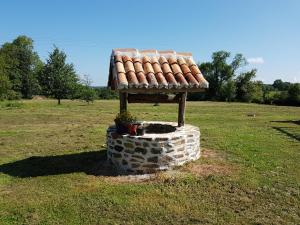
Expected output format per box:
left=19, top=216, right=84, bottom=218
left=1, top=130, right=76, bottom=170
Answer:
left=247, top=57, right=264, bottom=65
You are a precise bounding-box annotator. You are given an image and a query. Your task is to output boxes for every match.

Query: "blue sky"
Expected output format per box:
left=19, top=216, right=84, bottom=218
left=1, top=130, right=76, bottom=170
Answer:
left=1, top=0, right=300, bottom=85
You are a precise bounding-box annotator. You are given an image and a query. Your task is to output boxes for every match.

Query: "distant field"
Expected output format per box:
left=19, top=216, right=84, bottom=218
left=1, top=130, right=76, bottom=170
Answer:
left=0, top=100, right=299, bottom=225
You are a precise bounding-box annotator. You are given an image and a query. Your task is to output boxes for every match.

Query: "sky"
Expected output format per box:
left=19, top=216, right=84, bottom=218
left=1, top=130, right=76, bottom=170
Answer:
left=1, top=0, right=300, bottom=85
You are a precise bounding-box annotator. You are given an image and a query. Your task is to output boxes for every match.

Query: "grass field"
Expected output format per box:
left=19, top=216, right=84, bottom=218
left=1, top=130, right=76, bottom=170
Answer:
left=0, top=99, right=299, bottom=225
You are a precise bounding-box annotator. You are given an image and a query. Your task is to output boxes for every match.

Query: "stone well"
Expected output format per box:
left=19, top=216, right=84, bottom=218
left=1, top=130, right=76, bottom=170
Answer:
left=106, top=121, right=200, bottom=174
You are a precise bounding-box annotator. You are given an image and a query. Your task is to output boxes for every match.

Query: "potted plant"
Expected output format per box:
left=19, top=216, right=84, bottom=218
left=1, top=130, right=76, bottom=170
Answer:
left=114, top=111, right=137, bottom=134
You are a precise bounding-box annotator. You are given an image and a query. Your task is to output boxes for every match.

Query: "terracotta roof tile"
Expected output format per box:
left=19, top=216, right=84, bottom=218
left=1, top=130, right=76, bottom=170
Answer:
left=115, top=62, right=125, bottom=74
left=180, top=64, right=191, bottom=75
left=108, top=49, right=209, bottom=90
left=124, top=60, right=135, bottom=73
left=143, top=61, right=155, bottom=74
left=136, top=71, right=148, bottom=87
left=161, top=62, right=172, bottom=74
left=170, top=63, right=182, bottom=75
left=126, top=71, right=139, bottom=87
left=152, top=62, right=162, bottom=74
left=177, top=57, right=187, bottom=66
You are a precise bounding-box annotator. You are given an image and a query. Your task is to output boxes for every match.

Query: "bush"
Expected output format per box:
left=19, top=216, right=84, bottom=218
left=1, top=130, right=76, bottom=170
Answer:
left=114, top=111, right=137, bottom=125
left=95, top=87, right=119, bottom=100
left=0, top=101, right=23, bottom=109
left=287, top=83, right=300, bottom=106
left=80, top=86, right=97, bottom=104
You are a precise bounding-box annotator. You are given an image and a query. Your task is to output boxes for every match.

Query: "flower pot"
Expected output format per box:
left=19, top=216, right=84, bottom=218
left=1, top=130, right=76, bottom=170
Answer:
left=137, top=126, right=145, bottom=136
left=128, top=124, right=138, bottom=136
left=115, top=122, right=128, bottom=134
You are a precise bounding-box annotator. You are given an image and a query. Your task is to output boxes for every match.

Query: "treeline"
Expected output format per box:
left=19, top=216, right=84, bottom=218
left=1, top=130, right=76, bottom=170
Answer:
left=1, top=36, right=299, bottom=106
left=188, top=51, right=300, bottom=106
left=0, top=35, right=117, bottom=104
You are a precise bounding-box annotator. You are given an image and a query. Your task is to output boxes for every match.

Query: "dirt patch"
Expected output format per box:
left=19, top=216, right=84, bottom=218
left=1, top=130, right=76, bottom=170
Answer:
left=182, top=148, right=236, bottom=176
left=184, top=163, right=234, bottom=176
left=201, top=148, right=225, bottom=160
left=102, top=174, right=156, bottom=183
left=32, top=95, right=47, bottom=100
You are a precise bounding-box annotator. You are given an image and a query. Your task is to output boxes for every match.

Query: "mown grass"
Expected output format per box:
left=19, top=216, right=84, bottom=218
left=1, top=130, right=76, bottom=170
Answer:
left=0, top=99, right=299, bottom=225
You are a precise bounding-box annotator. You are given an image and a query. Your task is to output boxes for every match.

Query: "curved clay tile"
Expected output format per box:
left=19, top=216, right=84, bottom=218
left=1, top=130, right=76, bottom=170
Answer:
left=136, top=71, right=148, bottom=87
left=133, top=57, right=142, bottom=63
left=159, top=56, right=168, bottom=65
left=122, top=55, right=132, bottom=63
left=126, top=71, right=139, bottom=87
left=186, top=58, right=196, bottom=66
left=117, top=72, right=128, bottom=88
left=180, top=64, right=191, bottom=75
left=142, top=56, right=151, bottom=64
left=151, top=56, right=160, bottom=64
left=114, top=55, right=123, bottom=63
left=188, top=64, right=207, bottom=86
left=143, top=62, right=155, bottom=74
left=190, top=65, right=201, bottom=76
left=145, top=73, right=158, bottom=87
left=115, top=62, right=125, bottom=74
left=177, top=57, right=187, bottom=66
left=152, top=63, right=162, bottom=74
left=124, top=60, right=135, bottom=73
left=164, top=72, right=178, bottom=87
left=194, top=73, right=207, bottom=87
left=184, top=72, right=199, bottom=86
left=174, top=73, right=189, bottom=87
left=154, top=72, right=168, bottom=87
left=170, top=63, right=183, bottom=75
left=162, top=63, right=172, bottom=74
left=168, top=56, right=177, bottom=65
left=133, top=60, right=144, bottom=73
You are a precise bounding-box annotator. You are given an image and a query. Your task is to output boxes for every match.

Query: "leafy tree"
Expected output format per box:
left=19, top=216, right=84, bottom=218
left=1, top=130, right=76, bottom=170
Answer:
left=272, top=79, right=291, bottom=91
left=199, top=51, right=246, bottom=99
left=0, top=74, right=11, bottom=100
left=235, top=69, right=263, bottom=102
left=0, top=36, right=41, bottom=98
left=287, top=83, right=300, bottom=105
left=220, top=79, right=236, bottom=102
left=40, top=47, right=78, bottom=104
left=80, top=75, right=97, bottom=104
left=95, top=87, right=119, bottom=99
left=0, top=55, right=10, bottom=99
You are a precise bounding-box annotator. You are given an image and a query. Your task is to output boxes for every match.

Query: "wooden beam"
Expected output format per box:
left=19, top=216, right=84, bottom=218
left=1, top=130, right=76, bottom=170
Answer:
left=128, top=94, right=180, bottom=103
left=119, top=92, right=127, bottom=113
left=178, top=92, right=187, bottom=127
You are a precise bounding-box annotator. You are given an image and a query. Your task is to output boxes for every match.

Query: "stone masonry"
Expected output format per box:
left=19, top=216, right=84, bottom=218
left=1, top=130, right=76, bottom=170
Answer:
left=106, top=121, right=200, bottom=174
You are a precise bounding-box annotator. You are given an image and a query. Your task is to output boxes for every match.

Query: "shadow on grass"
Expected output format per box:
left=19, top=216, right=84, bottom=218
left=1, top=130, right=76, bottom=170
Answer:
left=272, top=127, right=300, bottom=142
left=271, top=120, right=300, bottom=126
left=0, top=150, right=120, bottom=178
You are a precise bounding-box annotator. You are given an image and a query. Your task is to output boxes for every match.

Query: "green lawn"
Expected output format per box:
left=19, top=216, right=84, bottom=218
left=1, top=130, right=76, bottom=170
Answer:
left=0, top=100, right=299, bottom=225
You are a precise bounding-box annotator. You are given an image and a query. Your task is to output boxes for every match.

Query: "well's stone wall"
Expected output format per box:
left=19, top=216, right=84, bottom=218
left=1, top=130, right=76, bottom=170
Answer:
left=106, top=122, right=200, bottom=174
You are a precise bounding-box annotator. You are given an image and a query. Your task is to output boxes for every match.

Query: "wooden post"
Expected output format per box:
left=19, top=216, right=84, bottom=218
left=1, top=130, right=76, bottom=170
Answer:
left=178, top=92, right=187, bottom=127
left=119, top=92, right=127, bottom=113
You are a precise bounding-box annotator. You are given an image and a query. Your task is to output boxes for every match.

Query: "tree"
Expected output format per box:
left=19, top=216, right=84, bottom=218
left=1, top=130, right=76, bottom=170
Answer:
left=0, top=36, right=41, bottom=98
left=272, top=79, right=291, bottom=91
left=220, top=79, right=236, bottom=102
left=287, top=83, right=300, bottom=105
left=198, top=51, right=247, bottom=99
left=80, top=75, right=97, bottom=104
left=40, top=47, right=78, bottom=104
left=235, top=69, right=263, bottom=102
left=0, top=55, right=10, bottom=99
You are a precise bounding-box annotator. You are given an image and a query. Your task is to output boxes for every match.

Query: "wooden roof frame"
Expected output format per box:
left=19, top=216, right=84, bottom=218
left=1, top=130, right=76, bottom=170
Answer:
left=118, top=91, right=191, bottom=127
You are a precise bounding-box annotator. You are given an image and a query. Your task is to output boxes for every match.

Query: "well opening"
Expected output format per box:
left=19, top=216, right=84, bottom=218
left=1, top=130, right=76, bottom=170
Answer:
left=144, top=123, right=176, bottom=134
